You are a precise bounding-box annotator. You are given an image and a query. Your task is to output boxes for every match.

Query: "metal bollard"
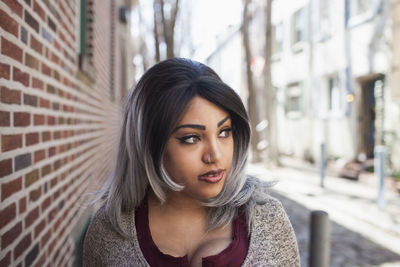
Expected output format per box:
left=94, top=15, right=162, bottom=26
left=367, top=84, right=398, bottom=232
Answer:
left=319, top=143, right=326, bottom=188
left=309, top=210, right=330, bottom=267
left=374, top=146, right=386, bottom=209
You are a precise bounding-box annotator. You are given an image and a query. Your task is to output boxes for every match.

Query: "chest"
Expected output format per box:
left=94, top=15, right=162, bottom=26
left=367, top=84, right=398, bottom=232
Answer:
left=135, top=201, right=249, bottom=266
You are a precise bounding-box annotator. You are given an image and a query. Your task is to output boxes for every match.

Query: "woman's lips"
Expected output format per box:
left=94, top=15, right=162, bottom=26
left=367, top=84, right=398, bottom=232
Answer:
left=198, top=169, right=225, bottom=183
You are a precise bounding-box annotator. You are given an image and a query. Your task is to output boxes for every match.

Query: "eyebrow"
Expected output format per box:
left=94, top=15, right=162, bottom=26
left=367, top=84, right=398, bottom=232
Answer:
left=173, top=115, right=230, bottom=132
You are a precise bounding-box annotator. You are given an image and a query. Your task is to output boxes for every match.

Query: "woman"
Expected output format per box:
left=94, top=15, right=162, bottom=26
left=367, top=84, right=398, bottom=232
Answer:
left=83, top=58, right=300, bottom=266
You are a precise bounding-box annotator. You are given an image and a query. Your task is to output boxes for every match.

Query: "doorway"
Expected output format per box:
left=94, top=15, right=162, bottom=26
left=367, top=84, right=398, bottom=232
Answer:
left=356, top=74, right=384, bottom=159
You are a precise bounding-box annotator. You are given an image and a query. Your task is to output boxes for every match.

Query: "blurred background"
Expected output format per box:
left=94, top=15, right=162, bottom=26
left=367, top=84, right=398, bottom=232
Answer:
left=0, top=0, right=399, bottom=266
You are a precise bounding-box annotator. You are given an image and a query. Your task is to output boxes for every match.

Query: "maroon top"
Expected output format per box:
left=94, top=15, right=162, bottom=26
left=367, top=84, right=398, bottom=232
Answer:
left=135, top=200, right=249, bottom=267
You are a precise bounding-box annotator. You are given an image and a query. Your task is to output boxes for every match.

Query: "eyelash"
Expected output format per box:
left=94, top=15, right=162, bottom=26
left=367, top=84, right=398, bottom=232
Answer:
left=177, top=128, right=232, bottom=144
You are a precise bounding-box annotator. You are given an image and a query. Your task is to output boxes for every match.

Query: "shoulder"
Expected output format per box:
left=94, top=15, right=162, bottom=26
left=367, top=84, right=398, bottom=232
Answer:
left=244, top=195, right=300, bottom=266
left=83, top=206, right=147, bottom=267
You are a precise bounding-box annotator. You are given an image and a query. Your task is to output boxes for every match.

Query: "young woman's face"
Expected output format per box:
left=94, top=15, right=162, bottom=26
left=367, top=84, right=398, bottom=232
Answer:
left=163, top=96, right=234, bottom=201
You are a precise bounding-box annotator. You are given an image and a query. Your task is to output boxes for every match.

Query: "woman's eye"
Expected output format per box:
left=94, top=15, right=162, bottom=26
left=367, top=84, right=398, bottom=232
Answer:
left=177, top=135, right=200, bottom=144
left=219, top=128, right=232, bottom=138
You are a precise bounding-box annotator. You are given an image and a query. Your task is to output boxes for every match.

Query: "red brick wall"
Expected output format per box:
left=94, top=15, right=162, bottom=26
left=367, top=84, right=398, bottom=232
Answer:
left=0, top=0, right=132, bottom=266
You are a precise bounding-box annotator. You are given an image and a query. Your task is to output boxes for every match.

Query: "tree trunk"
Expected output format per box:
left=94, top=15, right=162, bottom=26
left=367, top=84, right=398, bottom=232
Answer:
left=242, top=0, right=261, bottom=162
left=160, top=0, right=180, bottom=59
left=264, top=0, right=279, bottom=166
left=153, top=0, right=161, bottom=62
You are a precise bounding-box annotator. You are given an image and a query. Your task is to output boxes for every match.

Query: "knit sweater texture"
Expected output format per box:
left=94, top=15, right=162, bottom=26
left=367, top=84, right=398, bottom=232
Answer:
left=83, top=195, right=300, bottom=266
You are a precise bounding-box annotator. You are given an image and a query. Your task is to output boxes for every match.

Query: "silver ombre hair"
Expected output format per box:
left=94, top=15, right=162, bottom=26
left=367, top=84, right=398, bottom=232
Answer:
left=96, top=58, right=272, bottom=237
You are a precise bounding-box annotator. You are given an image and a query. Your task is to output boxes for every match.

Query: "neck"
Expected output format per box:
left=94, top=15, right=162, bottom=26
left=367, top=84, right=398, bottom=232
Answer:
left=148, top=190, right=208, bottom=219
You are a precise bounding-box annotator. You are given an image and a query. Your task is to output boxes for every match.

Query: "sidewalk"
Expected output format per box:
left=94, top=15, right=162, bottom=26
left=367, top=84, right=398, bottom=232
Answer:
left=248, top=157, right=400, bottom=267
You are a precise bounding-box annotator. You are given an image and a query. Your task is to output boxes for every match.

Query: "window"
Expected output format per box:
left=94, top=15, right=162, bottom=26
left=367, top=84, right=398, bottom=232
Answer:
left=285, top=82, right=304, bottom=118
left=272, top=22, right=284, bottom=55
left=317, top=0, right=333, bottom=39
left=292, top=7, right=307, bottom=48
left=328, top=76, right=342, bottom=113
left=317, top=74, right=344, bottom=118
left=79, top=0, right=95, bottom=79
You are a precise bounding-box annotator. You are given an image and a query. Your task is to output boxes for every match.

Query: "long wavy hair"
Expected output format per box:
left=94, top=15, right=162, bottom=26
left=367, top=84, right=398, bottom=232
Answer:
left=96, top=58, right=270, bottom=237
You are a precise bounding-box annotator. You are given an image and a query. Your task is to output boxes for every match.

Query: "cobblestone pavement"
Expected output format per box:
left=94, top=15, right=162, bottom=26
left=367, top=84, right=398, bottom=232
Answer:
left=270, top=191, right=400, bottom=267
left=248, top=160, right=400, bottom=267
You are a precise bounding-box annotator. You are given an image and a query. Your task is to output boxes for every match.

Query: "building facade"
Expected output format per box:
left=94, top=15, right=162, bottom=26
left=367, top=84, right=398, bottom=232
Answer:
left=270, top=0, right=399, bottom=174
left=0, top=0, right=134, bottom=266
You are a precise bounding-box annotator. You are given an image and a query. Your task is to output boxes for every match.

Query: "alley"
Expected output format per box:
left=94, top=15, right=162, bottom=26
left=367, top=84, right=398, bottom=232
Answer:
left=249, top=158, right=400, bottom=267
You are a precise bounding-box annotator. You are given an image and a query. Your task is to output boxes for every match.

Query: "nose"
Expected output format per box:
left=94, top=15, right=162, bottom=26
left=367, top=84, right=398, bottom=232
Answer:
left=202, top=139, right=222, bottom=164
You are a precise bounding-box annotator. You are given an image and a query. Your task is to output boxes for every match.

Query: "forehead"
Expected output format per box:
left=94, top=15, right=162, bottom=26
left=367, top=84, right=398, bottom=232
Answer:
left=179, top=96, right=229, bottom=124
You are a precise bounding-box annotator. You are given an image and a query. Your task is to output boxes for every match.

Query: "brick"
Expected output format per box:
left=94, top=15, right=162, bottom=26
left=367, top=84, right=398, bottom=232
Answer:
left=34, top=218, right=45, bottom=238
left=43, top=181, right=48, bottom=193
left=24, top=10, right=39, bottom=32
left=48, top=146, right=56, bottom=156
left=14, top=233, right=31, bottom=260
left=24, top=0, right=31, bottom=7
left=0, top=63, right=11, bottom=79
left=51, top=53, right=60, bottom=65
left=1, top=177, right=22, bottom=201
left=41, top=63, right=51, bottom=76
left=48, top=206, right=57, bottom=223
left=39, top=98, right=50, bottom=108
left=25, top=53, right=39, bottom=70
left=41, top=196, right=51, bottom=212
left=29, top=186, right=42, bottom=202
left=47, top=115, right=55, bottom=125
left=1, top=221, right=22, bottom=249
left=2, top=134, right=22, bottom=152
left=40, top=229, right=51, bottom=247
left=52, top=103, right=59, bottom=110
left=46, top=84, right=56, bottom=94
left=0, top=203, right=16, bottom=228
left=41, top=164, right=52, bottom=177
left=33, top=1, right=45, bottom=20
left=34, top=114, right=44, bottom=125
left=26, top=132, right=39, bottom=146
left=50, top=177, right=57, bottom=188
left=13, top=67, right=30, bottom=87
left=42, top=27, right=52, bottom=43
left=21, top=26, right=28, bottom=44
left=0, top=252, right=11, bottom=267
left=47, top=16, right=56, bottom=32
left=24, top=94, right=38, bottom=107
left=53, top=131, right=61, bottom=139
left=0, top=9, right=18, bottom=37
left=1, top=86, right=21, bottom=104
left=30, top=35, right=42, bottom=54
left=19, top=197, right=27, bottom=214
left=42, top=131, right=51, bottom=142
left=14, top=112, right=30, bottom=127
left=1, top=37, right=23, bottom=62
left=34, top=149, right=45, bottom=163
left=32, top=78, right=44, bottom=90
left=15, top=153, right=32, bottom=171
left=0, top=111, right=10, bottom=126
left=3, top=0, right=23, bottom=17
left=25, top=169, right=39, bottom=188
left=25, top=243, right=39, bottom=267
left=25, top=207, right=39, bottom=228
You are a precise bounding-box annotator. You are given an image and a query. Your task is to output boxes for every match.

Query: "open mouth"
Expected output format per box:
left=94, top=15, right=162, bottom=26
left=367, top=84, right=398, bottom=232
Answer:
left=198, top=169, right=225, bottom=183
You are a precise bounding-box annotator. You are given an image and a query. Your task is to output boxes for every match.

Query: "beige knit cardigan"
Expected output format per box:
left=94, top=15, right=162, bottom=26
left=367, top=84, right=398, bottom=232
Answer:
left=83, top=195, right=300, bottom=266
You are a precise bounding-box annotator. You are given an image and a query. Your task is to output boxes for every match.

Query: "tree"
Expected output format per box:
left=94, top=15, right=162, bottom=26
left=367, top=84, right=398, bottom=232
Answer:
left=153, top=0, right=180, bottom=61
left=242, top=0, right=261, bottom=162
left=263, top=0, right=279, bottom=166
